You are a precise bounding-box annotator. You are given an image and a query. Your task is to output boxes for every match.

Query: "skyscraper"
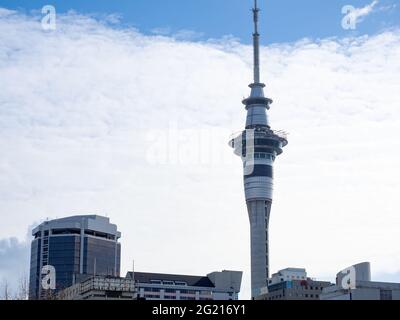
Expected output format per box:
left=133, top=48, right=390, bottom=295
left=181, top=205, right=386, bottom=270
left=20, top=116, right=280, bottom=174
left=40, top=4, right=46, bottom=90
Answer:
left=29, top=215, right=121, bottom=300
left=230, top=0, right=288, bottom=299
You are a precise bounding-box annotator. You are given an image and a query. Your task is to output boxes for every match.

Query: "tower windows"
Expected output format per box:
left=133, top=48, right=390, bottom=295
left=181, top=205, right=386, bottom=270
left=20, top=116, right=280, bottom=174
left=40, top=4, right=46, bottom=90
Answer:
left=244, top=165, right=273, bottom=178
left=254, top=153, right=274, bottom=160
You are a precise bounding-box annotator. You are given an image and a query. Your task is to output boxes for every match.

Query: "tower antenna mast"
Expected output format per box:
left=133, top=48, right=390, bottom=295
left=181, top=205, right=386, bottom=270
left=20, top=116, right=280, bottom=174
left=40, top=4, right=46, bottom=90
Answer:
left=253, top=0, right=261, bottom=84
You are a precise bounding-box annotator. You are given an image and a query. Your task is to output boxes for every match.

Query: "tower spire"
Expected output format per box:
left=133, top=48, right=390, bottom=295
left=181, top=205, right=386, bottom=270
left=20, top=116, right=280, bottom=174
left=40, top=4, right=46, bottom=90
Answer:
left=253, top=0, right=261, bottom=84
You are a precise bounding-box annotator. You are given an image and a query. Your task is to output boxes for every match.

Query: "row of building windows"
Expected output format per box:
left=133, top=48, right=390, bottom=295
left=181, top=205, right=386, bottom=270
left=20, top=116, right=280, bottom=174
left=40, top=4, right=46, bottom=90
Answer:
left=35, top=229, right=117, bottom=240
left=269, top=276, right=306, bottom=284
left=148, top=280, right=188, bottom=286
left=268, top=293, right=320, bottom=300
left=143, top=288, right=205, bottom=295
left=246, top=153, right=275, bottom=160
left=302, top=286, right=325, bottom=291
left=142, top=294, right=206, bottom=300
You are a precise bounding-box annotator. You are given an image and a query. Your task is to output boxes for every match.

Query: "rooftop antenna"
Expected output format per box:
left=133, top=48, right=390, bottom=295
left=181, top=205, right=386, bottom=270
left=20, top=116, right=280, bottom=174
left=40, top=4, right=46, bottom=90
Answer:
left=132, top=259, right=135, bottom=283
left=252, top=0, right=261, bottom=84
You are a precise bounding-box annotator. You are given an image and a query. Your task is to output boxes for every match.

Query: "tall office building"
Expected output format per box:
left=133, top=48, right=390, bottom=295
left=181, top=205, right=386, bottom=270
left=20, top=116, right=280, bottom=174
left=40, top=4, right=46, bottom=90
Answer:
left=230, top=0, right=288, bottom=298
left=29, top=215, right=121, bottom=300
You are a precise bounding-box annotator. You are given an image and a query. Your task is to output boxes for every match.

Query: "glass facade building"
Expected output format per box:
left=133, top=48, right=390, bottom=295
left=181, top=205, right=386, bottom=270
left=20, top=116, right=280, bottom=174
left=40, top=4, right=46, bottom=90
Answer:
left=29, top=215, right=121, bottom=300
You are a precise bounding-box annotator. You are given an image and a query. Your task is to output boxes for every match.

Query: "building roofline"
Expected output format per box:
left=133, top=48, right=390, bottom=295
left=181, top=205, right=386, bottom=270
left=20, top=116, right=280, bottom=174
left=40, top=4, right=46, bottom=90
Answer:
left=32, top=214, right=121, bottom=238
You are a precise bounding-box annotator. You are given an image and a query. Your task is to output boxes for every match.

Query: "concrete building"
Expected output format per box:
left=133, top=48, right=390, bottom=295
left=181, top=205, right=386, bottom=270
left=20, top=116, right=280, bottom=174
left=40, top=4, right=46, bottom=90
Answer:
left=321, top=262, right=400, bottom=300
left=58, top=275, right=136, bottom=300
left=126, top=270, right=242, bottom=300
left=29, top=215, right=121, bottom=300
left=256, top=268, right=332, bottom=300
left=229, top=0, right=288, bottom=299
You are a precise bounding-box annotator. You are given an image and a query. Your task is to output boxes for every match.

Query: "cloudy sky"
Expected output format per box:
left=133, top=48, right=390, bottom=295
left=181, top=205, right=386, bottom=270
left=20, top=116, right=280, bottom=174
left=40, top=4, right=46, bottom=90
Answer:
left=0, top=0, right=399, bottom=299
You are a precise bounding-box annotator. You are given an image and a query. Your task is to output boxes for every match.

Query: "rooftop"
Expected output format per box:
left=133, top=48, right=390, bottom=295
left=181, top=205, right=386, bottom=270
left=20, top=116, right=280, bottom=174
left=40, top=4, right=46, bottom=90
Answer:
left=126, top=272, right=214, bottom=288
left=32, top=215, right=121, bottom=238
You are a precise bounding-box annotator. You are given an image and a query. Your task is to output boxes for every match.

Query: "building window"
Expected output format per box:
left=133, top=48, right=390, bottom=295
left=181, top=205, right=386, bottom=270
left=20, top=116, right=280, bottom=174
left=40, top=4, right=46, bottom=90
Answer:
left=165, top=288, right=176, bottom=293
left=380, top=290, right=393, bottom=301
left=180, top=289, right=197, bottom=294
left=144, top=294, right=160, bottom=299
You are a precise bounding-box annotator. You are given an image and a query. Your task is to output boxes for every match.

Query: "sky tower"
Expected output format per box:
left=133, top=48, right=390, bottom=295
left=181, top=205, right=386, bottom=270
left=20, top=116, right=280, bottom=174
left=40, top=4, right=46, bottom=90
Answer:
left=230, top=0, right=288, bottom=299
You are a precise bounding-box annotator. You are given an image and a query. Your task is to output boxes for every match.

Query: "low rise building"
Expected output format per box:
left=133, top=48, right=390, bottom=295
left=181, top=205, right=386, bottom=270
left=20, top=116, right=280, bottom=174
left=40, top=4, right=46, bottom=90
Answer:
left=126, top=270, right=242, bottom=300
left=321, top=262, right=400, bottom=300
left=58, top=275, right=136, bottom=300
left=256, top=268, right=332, bottom=300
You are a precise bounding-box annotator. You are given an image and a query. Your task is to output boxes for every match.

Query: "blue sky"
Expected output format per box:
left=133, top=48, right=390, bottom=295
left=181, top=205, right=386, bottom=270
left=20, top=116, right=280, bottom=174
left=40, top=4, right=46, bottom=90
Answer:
left=0, top=0, right=399, bottom=43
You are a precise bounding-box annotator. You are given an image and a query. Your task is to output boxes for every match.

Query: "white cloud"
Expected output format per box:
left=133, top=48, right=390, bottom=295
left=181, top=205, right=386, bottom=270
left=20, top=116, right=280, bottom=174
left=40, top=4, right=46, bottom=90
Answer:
left=151, top=26, right=172, bottom=36
left=378, top=3, right=398, bottom=13
left=172, top=29, right=205, bottom=41
left=0, top=8, right=15, bottom=17
left=0, top=10, right=399, bottom=299
left=349, top=0, right=380, bottom=24
left=0, top=237, right=30, bottom=295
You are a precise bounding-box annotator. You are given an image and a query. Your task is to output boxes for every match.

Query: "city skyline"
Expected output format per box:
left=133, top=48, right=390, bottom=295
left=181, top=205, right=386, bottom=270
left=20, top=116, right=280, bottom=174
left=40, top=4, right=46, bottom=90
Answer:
left=1, top=0, right=400, bottom=299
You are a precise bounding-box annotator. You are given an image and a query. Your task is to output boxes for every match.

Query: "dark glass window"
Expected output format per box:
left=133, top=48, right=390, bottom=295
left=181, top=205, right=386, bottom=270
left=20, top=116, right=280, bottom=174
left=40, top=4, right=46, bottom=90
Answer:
left=83, top=237, right=120, bottom=277
left=380, top=290, right=392, bottom=300
left=244, top=165, right=273, bottom=178
left=48, top=235, right=81, bottom=291
left=165, top=288, right=177, bottom=293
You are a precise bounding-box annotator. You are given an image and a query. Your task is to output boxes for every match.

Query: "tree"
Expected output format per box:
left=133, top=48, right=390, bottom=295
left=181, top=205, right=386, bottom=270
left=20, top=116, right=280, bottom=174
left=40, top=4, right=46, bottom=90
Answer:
left=0, top=279, right=11, bottom=300
left=15, top=274, right=29, bottom=300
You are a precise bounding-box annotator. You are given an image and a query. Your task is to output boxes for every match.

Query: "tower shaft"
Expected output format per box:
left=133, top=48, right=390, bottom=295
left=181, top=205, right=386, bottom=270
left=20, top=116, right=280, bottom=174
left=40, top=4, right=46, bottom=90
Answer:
left=247, top=200, right=271, bottom=297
